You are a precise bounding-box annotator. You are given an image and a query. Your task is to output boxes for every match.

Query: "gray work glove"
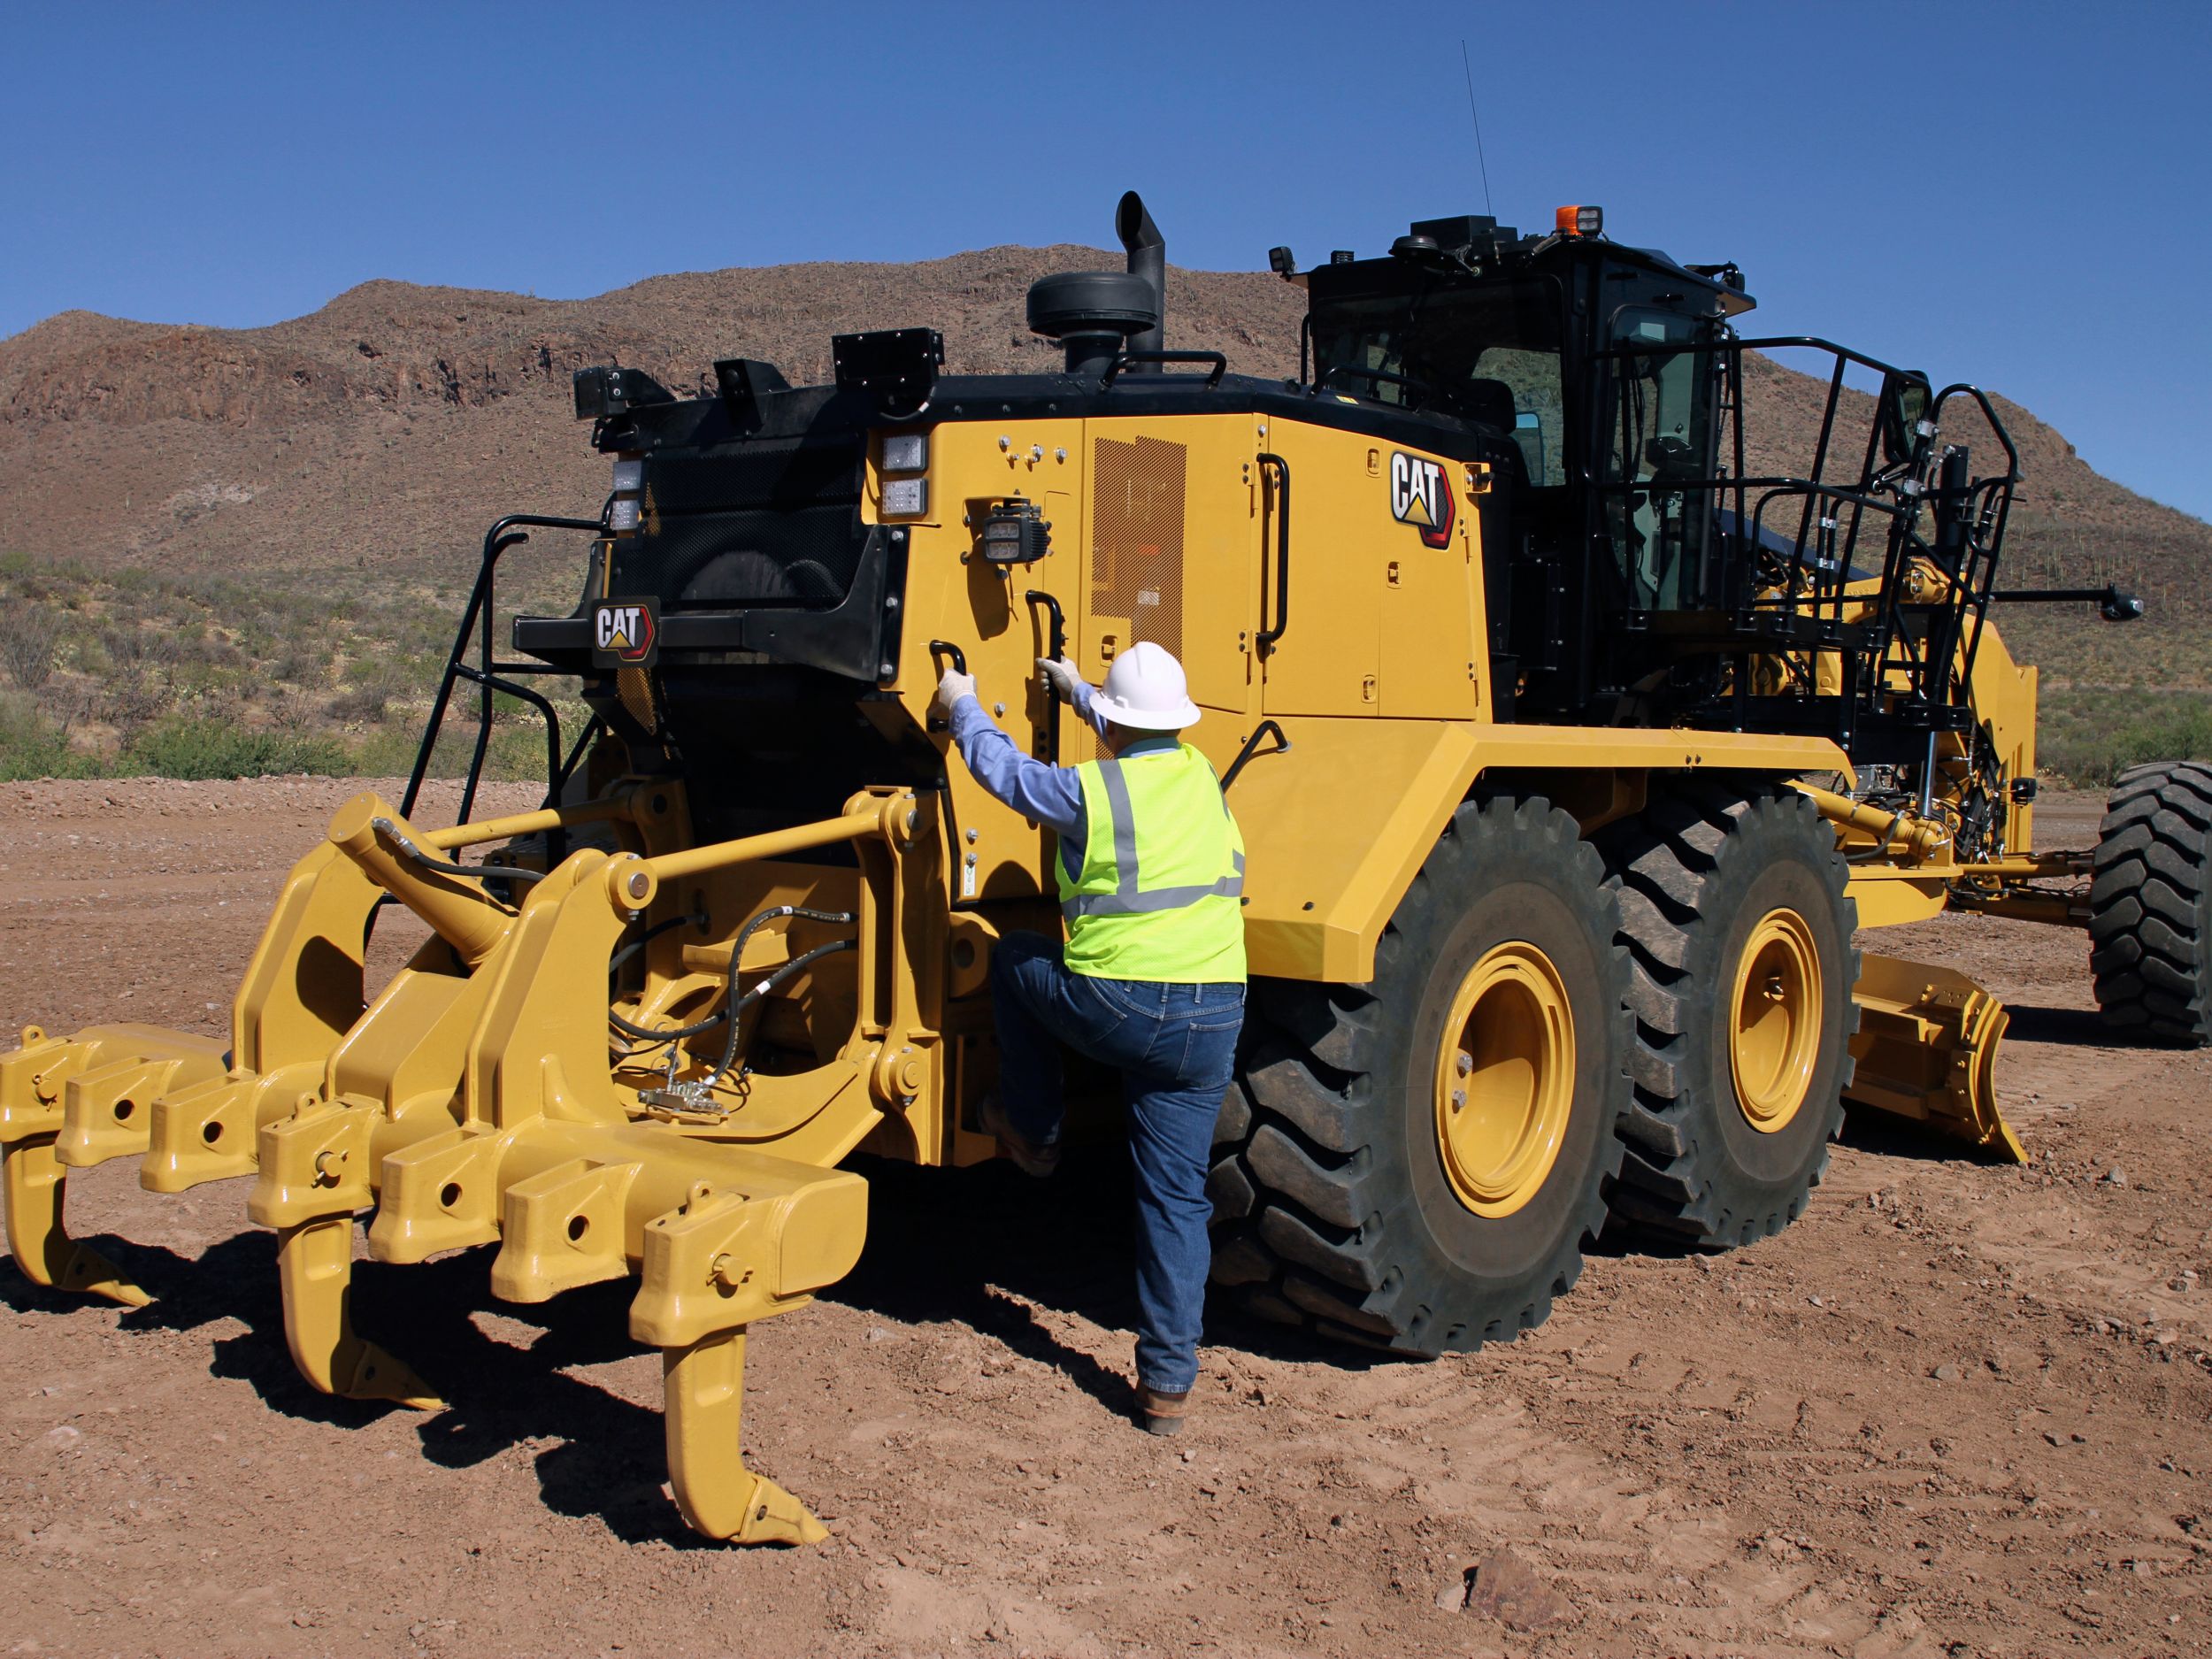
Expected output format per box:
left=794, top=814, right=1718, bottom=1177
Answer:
left=1036, top=656, right=1085, bottom=704
left=935, top=666, right=978, bottom=711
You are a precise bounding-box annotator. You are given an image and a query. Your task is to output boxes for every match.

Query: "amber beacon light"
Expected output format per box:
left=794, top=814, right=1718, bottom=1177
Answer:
left=1555, top=204, right=1603, bottom=237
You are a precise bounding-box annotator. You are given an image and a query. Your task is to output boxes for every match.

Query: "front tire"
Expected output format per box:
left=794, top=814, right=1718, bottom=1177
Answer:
left=1597, top=780, right=1857, bottom=1248
left=1206, top=795, right=1627, bottom=1355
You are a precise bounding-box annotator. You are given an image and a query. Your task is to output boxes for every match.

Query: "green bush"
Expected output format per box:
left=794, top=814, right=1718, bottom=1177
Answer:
left=123, top=718, right=350, bottom=780
left=0, top=693, right=96, bottom=781
left=2037, top=687, right=2212, bottom=789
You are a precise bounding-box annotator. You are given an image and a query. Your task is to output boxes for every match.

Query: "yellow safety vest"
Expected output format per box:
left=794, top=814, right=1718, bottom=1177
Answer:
left=1057, top=742, right=1247, bottom=984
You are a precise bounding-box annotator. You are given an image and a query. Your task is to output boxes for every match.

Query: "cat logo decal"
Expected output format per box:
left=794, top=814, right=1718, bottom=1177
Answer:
left=1388, top=451, right=1456, bottom=549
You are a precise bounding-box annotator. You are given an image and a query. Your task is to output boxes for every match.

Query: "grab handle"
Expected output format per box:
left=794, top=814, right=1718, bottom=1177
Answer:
left=1254, top=453, right=1292, bottom=657
left=1222, top=719, right=1291, bottom=792
left=926, top=640, right=968, bottom=733
left=1022, top=593, right=1068, bottom=763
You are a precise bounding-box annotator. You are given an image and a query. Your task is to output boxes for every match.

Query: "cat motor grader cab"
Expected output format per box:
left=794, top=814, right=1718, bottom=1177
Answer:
left=4, top=192, right=2187, bottom=1546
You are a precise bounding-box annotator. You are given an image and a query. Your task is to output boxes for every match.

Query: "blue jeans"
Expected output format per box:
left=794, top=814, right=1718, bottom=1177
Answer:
left=989, top=931, right=1246, bottom=1394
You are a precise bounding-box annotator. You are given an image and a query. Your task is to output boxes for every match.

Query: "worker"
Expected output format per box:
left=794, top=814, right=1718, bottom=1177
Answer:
left=935, top=641, right=1247, bottom=1436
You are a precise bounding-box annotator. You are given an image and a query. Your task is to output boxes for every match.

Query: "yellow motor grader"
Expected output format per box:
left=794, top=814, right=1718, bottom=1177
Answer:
left=4, top=193, right=2191, bottom=1545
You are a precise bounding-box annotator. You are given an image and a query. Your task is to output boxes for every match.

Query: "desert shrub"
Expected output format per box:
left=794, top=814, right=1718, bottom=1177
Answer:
left=350, top=726, right=427, bottom=778
left=123, top=717, right=349, bottom=780
left=2038, top=687, right=2212, bottom=789
left=326, top=664, right=412, bottom=725
left=0, top=691, right=96, bottom=781
left=483, top=719, right=562, bottom=782
left=2, top=604, right=61, bottom=690
left=269, top=643, right=334, bottom=686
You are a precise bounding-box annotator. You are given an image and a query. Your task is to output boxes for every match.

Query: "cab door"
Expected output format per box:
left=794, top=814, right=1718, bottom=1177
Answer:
left=1379, top=445, right=1483, bottom=718
left=1252, top=419, right=1386, bottom=718
left=1255, top=420, right=1479, bottom=720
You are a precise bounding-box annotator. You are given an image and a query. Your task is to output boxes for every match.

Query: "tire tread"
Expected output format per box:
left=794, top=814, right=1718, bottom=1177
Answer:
left=1207, top=794, right=1627, bottom=1355
left=1595, top=781, right=1857, bottom=1248
left=2090, top=762, right=2212, bottom=1046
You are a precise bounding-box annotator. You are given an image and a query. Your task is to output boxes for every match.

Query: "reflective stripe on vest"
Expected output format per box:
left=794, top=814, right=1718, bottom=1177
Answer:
left=1059, top=754, right=1246, bottom=921
left=1056, top=743, right=1247, bottom=985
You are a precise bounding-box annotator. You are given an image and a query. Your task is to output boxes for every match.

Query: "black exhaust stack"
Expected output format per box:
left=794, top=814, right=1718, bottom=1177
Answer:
left=1116, top=190, right=1165, bottom=357
left=1026, top=191, right=1169, bottom=379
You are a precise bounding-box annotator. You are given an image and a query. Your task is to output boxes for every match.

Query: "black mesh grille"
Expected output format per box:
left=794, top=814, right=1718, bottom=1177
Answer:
left=612, top=437, right=867, bottom=611
left=1090, top=434, right=1187, bottom=759
left=648, top=442, right=862, bottom=513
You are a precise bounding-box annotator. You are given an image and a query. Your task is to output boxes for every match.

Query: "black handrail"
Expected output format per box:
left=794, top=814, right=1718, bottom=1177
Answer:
left=1254, top=454, right=1292, bottom=657
left=451, top=662, right=563, bottom=809
left=1024, top=589, right=1067, bottom=763
left=1587, top=331, right=2025, bottom=752
left=1101, top=349, right=1229, bottom=389
left=1317, top=364, right=1432, bottom=406
left=552, top=715, right=603, bottom=797
left=403, top=512, right=604, bottom=825
left=1222, top=719, right=1291, bottom=791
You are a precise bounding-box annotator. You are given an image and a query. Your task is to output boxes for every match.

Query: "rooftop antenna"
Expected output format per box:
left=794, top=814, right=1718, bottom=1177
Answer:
left=1460, top=40, right=1494, bottom=218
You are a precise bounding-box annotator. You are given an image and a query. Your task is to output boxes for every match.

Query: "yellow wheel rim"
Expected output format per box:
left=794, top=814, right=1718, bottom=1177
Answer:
left=1729, top=908, right=1823, bottom=1133
left=1433, top=942, right=1576, bottom=1218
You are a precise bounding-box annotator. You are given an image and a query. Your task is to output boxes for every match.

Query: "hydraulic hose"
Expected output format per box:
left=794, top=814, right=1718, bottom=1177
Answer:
left=607, top=905, right=858, bottom=1054
left=608, top=912, right=705, bottom=977
left=373, top=815, right=548, bottom=883
left=697, top=937, right=858, bottom=1089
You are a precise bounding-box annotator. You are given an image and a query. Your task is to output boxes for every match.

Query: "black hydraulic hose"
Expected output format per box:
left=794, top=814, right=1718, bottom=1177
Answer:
left=373, top=816, right=549, bottom=884
left=608, top=912, right=705, bottom=978
left=607, top=905, right=857, bottom=1047
left=698, top=937, right=857, bottom=1088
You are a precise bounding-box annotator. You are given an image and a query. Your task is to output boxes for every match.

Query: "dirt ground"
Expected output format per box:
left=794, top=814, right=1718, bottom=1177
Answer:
left=0, top=779, right=2205, bottom=1658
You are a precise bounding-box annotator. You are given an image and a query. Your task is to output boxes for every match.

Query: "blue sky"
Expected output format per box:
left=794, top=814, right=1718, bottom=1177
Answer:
left=6, top=1, right=2208, bottom=521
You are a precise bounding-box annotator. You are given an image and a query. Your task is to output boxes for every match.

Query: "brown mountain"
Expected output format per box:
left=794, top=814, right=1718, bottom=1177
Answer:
left=4, top=246, right=2203, bottom=649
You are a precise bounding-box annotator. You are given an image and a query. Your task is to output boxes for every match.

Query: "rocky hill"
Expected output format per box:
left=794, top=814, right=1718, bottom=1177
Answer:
left=1, top=244, right=2204, bottom=689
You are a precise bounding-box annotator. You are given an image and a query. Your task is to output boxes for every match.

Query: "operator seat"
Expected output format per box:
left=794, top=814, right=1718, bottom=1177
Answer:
left=1460, top=377, right=1517, bottom=435
left=1458, top=376, right=1529, bottom=490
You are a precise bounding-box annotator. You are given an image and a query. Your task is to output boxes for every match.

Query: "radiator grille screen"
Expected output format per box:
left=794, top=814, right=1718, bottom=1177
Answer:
left=1091, top=435, right=1187, bottom=759
left=611, top=438, right=867, bottom=610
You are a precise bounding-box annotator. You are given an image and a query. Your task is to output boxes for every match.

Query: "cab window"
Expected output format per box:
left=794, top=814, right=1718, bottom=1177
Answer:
left=1310, top=278, right=1566, bottom=484
left=1604, top=308, right=1717, bottom=609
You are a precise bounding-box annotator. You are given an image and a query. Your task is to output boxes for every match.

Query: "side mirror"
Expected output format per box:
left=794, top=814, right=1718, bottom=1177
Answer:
left=1880, top=372, right=1933, bottom=467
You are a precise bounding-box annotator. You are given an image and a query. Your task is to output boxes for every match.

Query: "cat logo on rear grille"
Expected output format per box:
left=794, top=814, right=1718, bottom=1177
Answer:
left=592, top=598, right=659, bottom=667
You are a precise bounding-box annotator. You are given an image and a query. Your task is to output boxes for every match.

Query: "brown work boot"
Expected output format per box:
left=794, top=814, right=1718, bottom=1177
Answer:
left=1134, top=1384, right=1190, bottom=1435
left=977, top=1093, right=1060, bottom=1179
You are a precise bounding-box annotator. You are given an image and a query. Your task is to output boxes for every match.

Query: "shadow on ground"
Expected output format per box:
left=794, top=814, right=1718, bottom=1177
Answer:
left=1, top=1225, right=706, bottom=1545
left=826, top=1139, right=1406, bottom=1388
left=2002, top=1002, right=2119, bottom=1048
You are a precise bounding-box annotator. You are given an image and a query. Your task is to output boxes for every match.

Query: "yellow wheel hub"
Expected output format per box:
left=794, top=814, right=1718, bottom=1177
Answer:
left=1730, top=908, right=1822, bottom=1133
left=1433, top=942, right=1576, bottom=1218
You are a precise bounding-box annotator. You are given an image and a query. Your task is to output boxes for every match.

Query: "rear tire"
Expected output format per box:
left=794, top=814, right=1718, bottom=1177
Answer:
left=1596, top=780, right=1857, bottom=1248
left=2089, top=761, right=2212, bottom=1046
left=1206, top=795, right=1627, bottom=1355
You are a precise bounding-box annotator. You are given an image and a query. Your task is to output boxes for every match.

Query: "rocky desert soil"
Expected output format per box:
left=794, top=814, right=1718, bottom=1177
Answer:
left=1, top=780, right=2206, bottom=1657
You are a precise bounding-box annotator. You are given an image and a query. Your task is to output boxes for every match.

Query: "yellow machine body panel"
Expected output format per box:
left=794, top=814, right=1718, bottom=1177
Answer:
left=887, top=409, right=1853, bottom=982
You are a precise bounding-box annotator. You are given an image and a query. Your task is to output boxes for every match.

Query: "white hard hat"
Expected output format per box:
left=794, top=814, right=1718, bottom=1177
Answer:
left=1091, top=641, right=1201, bottom=731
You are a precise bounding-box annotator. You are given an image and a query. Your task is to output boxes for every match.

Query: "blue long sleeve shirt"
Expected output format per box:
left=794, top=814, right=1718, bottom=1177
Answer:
left=947, top=678, right=1179, bottom=882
